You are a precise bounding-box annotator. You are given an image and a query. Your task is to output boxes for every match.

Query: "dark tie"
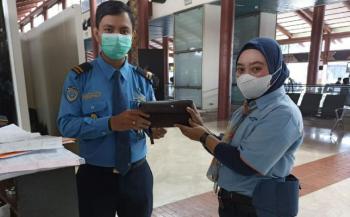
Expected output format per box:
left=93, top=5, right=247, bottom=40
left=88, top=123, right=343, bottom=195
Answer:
left=113, top=71, right=131, bottom=175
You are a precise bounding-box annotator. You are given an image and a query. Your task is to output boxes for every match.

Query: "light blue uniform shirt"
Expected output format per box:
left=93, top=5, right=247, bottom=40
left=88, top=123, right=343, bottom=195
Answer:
left=57, top=56, right=155, bottom=167
left=218, top=86, right=303, bottom=197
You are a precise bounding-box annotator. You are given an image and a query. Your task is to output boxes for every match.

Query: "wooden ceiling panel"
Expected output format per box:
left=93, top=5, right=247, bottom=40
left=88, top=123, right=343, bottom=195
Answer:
left=325, top=11, right=350, bottom=20
left=17, top=0, right=44, bottom=8
left=328, top=21, right=350, bottom=28
left=325, top=16, right=350, bottom=24
left=279, top=19, right=306, bottom=27
left=284, top=23, right=310, bottom=30
left=325, top=7, right=348, bottom=15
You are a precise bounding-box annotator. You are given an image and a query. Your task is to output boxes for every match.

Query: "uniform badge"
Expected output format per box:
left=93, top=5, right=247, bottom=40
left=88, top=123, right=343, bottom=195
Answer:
left=82, top=91, right=102, bottom=100
left=66, top=86, right=79, bottom=102
left=133, top=89, right=146, bottom=102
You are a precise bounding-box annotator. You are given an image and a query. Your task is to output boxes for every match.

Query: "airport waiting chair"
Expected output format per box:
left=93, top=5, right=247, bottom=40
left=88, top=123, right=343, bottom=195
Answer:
left=331, top=106, right=350, bottom=133
left=299, top=93, right=323, bottom=116
left=287, top=93, right=301, bottom=105
left=320, top=95, right=346, bottom=118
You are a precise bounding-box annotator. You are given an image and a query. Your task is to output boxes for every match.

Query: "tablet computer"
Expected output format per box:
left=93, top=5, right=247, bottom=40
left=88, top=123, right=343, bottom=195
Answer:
left=139, top=100, right=194, bottom=128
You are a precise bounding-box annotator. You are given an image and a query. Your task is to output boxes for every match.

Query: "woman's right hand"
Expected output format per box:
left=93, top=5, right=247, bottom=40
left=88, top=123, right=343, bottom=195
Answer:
left=186, top=105, right=204, bottom=126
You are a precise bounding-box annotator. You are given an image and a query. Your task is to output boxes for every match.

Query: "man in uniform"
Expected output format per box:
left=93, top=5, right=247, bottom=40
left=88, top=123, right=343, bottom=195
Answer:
left=57, top=1, right=167, bottom=217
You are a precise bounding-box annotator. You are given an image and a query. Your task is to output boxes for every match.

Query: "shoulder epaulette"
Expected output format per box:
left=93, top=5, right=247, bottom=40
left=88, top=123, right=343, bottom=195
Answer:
left=71, top=62, right=93, bottom=75
left=135, top=66, right=154, bottom=83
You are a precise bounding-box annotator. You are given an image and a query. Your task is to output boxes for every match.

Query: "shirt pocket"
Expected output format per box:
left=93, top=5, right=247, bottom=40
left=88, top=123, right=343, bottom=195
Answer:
left=130, top=130, right=146, bottom=141
left=82, top=100, right=108, bottom=118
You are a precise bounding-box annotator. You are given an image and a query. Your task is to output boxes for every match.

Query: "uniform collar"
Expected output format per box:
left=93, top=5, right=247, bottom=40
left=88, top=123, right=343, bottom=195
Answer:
left=96, top=55, right=130, bottom=80
left=254, top=86, right=286, bottom=110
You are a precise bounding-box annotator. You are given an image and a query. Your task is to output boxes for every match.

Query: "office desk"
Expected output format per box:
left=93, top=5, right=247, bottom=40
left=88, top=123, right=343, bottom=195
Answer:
left=0, top=167, right=79, bottom=217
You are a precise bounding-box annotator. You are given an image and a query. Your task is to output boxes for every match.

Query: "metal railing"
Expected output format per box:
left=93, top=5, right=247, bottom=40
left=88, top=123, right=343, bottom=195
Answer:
left=285, top=83, right=350, bottom=95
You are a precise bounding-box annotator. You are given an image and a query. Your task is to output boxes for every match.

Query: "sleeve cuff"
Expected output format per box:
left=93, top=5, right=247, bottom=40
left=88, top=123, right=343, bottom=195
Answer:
left=240, top=151, right=268, bottom=175
left=94, top=116, right=112, bottom=136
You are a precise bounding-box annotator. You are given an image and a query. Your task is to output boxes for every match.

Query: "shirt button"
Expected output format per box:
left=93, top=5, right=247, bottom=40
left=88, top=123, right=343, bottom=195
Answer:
left=102, top=132, right=106, bottom=135
left=91, top=105, right=95, bottom=110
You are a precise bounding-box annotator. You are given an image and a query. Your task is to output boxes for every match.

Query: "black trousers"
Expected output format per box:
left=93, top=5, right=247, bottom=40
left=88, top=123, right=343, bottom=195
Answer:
left=76, top=160, right=153, bottom=217
left=218, top=188, right=257, bottom=217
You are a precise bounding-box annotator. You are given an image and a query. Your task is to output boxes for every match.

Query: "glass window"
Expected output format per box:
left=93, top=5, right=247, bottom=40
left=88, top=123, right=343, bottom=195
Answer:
left=174, top=51, right=202, bottom=87
left=48, top=3, right=63, bottom=18
left=326, top=62, right=348, bottom=84
left=81, top=0, right=109, bottom=12
left=33, top=15, right=44, bottom=27
left=174, top=7, right=203, bottom=52
left=280, top=42, right=310, bottom=54
left=0, top=3, right=18, bottom=124
left=287, top=62, right=308, bottom=84
left=48, top=4, right=60, bottom=19
left=23, top=23, right=31, bottom=32
left=66, top=0, right=81, bottom=8
left=175, top=89, right=202, bottom=108
left=330, top=37, right=350, bottom=51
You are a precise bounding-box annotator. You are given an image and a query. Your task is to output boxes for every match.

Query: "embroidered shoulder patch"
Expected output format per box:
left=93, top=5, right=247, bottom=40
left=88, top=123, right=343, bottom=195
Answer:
left=66, top=86, right=79, bottom=102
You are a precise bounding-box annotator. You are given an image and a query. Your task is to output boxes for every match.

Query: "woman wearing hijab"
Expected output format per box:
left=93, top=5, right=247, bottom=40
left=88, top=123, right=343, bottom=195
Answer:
left=176, top=37, right=303, bottom=217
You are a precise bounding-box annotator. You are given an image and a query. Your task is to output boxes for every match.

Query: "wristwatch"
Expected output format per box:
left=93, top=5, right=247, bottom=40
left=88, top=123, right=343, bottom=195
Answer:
left=199, top=132, right=210, bottom=146
left=200, top=132, right=212, bottom=154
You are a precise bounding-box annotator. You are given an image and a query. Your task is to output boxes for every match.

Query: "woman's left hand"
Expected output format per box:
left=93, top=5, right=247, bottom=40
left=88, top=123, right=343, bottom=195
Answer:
left=175, top=119, right=208, bottom=141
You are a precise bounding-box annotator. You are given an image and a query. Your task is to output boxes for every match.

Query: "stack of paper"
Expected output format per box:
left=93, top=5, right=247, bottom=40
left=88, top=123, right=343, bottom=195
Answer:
left=0, top=125, right=84, bottom=181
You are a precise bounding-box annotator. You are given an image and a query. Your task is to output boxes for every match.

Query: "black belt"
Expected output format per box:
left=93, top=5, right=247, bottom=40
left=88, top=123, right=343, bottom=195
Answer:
left=83, top=158, right=146, bottom=174
left=112, top=157, right=146, bottom=174
left=218, top=188, right=253, bottom=205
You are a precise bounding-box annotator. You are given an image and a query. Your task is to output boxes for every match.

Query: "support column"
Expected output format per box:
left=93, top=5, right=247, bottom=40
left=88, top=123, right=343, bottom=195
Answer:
left=43, top=6, right=48, bottom=21
left=218, top=0, right=234, bottom=120
left=163, top=36, right=169, bottom=88
left=89, top=0, right=98, bottom=58
left=129, top=0, right=150, bottom=65
left=323, top=33, right=331, bottom=65
left=137, top=0, right=149, bottom=49
left=307, top=5, right=325, bottom=85
left=30, top=16, right=34, bottom=29
left=62, top=0, right=67, bottom=10
left=129, top=0, right=139, bottom=65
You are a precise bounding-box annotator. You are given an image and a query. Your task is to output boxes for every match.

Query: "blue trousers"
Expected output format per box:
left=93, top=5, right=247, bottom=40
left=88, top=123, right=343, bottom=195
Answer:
left=76, top=161, right=153, bottom=217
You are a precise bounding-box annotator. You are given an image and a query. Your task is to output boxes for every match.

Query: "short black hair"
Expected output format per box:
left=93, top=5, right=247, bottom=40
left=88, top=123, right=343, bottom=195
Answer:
left=95, top=1, right=135, bottom=29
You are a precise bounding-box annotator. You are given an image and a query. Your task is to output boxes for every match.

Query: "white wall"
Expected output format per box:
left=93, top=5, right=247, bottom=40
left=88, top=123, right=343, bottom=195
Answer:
left=2, top=0, right=31, bottom=130
left=201, top=4, right=221, bottom=110
left=152, top=0, right=217, bottom=19
left=21, top=5, right=85, bottom=135
left=259, top=12, right=277, bottom=38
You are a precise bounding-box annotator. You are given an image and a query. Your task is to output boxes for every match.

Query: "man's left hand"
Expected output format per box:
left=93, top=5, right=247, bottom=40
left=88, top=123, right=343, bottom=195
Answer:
left=152, top=128, right=167, bottom=139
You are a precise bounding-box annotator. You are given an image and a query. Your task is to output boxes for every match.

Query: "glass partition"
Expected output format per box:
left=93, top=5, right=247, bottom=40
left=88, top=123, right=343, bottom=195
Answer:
left=0, top=2, right=17, bottom=125
left=174, top=7, right=203, bottom=107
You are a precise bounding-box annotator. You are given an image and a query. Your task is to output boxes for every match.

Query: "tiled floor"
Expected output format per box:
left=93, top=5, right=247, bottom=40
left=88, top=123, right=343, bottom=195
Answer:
left=152, top=151, right=350, bottom=217
left=146, top=117, right=350, bottom=217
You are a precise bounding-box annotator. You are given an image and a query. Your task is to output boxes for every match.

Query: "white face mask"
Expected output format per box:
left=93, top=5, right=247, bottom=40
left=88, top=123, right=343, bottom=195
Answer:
left=237, top=73, right=272, bottom=99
